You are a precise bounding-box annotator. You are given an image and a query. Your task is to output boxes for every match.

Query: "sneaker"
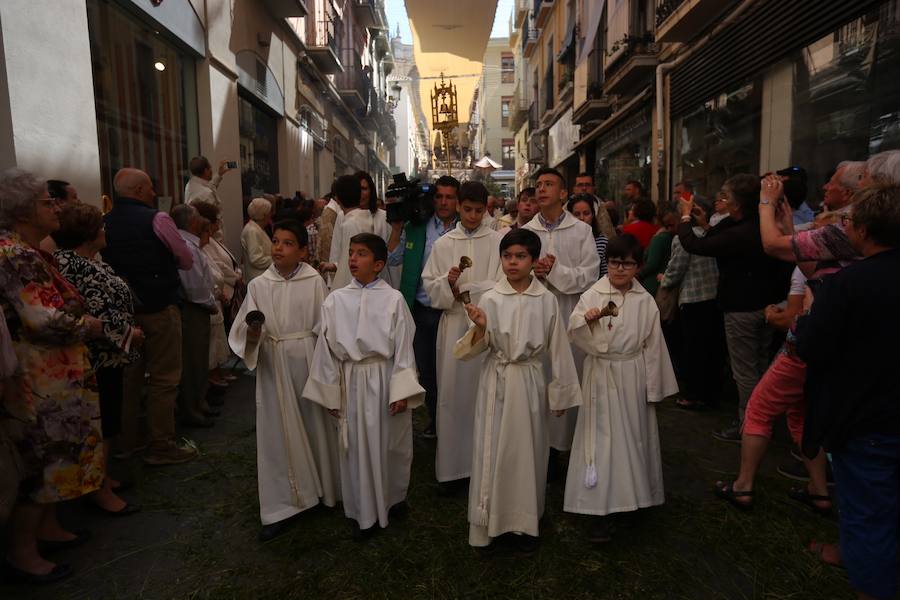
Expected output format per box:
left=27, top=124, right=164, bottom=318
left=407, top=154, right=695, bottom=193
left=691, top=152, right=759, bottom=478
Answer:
left=516, top=534, right=539, bottom=554
left=712, top=425, right=741, bottom=444
left=112, top=443, right=148, bottom=460
left=776, top=458, right=810, bottom=482
left=143, top=441, right=198, bottom=466
left=259, top=519, right=291, bottom=542
left=422, top=422, right=437, bottom=439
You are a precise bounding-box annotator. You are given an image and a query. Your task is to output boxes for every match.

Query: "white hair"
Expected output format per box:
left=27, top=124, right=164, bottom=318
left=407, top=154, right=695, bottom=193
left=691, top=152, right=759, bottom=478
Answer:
left=866, top=150, right=900, bottom=185
left=836, top=160, right=866, bottom=190
left=0, top=168, right=46, bottom=229
left=170, top=203, right=198, bottom=231
left=247, top=197, right=272, bottom=222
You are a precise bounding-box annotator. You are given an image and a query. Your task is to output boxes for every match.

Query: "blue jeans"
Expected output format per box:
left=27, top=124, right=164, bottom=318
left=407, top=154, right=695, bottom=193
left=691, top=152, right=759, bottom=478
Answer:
left=831, top=433, right=900, bottom=600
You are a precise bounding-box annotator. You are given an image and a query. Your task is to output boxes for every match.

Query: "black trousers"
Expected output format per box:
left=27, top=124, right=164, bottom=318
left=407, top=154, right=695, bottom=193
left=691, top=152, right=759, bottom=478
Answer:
left=96, top=365, right=124, bottom=439
left=411, top=301, right=442, bottom=425
left=679, top=299, right=726, bottom=406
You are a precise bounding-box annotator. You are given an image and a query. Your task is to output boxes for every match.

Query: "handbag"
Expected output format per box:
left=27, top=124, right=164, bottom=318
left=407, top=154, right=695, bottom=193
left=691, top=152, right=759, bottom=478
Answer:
left=655, top=284, right=680, bottom=323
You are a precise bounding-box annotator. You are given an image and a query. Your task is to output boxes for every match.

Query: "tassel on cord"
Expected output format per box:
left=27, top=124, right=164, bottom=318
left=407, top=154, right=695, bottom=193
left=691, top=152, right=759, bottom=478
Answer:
left=474, top=498, right=489, bottom=526
left=584, top=462, right=597, bottom=489
left=340, top=418, right=350, bottom=454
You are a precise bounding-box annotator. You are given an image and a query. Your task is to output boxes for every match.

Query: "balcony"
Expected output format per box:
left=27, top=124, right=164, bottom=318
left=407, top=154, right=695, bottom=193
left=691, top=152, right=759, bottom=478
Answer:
left=573, top=88, right=615, bottom=125
left=533, top=0, right=554, bottom=29
left=527, top=101, right=539, bottom=132
left=655, top=0, right=737, bottom=42
left=604, top=39, right=660, bottom=96
left=262, top=0, right=308, bottom=18
left=540, top=68, right=554, bottom=118
left=509, top=84, right=530, bottom=131
left=335, top=49, right=372, bottom=115
left=353, top=0, right=385, bottom=31
left=308, top=18, right=343, bottom=74
left=522, top=25, right=538, bottom=57
left=515, top=0, right=529, bottom=28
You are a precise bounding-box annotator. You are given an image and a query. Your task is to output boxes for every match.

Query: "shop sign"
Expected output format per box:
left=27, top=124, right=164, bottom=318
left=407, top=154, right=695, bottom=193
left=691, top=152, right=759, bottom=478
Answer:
left=597, top=108, right=651, bottom=157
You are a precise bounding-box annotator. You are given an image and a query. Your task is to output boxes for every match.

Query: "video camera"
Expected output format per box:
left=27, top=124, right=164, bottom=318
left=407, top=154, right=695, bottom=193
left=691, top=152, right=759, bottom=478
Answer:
left=385, top=173, right=435, bottom=224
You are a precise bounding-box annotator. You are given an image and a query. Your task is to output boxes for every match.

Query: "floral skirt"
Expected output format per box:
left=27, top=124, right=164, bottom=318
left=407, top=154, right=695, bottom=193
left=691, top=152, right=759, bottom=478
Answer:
left=3, top=342, right=104, bottom=503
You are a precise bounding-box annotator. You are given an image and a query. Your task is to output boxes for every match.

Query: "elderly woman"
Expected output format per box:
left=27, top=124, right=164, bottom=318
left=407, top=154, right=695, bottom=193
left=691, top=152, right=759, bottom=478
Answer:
left=0, top=168, right=105, bottom=583
left=52, top=203, right=143, bottom=517
left=241, top=197, right=273, bottom=282
left=192, top=201, right=240, bottom=386
left=678, top=174, right=793, bottom=442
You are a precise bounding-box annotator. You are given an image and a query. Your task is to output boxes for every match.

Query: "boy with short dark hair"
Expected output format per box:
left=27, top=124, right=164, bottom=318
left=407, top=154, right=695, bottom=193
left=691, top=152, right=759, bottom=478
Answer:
left=456, top=228, right=580, bottom=550
left=563, top=234, right=678, bottom=543
left=229, top=220, right=340, bottom=541
left=303, top=232, right=425, bottom=537
left=421, top=180, right=502, bottom=493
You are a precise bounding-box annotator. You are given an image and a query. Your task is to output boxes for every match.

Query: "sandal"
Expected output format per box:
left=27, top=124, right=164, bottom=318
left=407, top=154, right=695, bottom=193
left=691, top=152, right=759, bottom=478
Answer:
left=807, top=541, right=843, bottom=568
left=714, top=481, right=754, bottom=511
left=789, top=486, right=832, bottom=516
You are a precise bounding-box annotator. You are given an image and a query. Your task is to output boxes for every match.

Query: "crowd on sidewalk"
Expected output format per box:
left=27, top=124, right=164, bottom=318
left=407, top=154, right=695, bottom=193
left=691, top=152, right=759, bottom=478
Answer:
left=1, top=148, right=899, bottom=599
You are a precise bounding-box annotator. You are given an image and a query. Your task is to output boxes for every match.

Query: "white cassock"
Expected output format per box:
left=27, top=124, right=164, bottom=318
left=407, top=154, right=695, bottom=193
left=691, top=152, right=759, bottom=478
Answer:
left=563, top=277, right=678, bottom=516
left=455, top=277, right=581, bottom=546
left=523, top=211, right=600, bottom=450
left=421, top=222, right=502, bottom=482
left=228, top=263, right=341, bottom=525
left=302, top=278, right=425, bottom=529
left=329, top=209, right=394, bottom=291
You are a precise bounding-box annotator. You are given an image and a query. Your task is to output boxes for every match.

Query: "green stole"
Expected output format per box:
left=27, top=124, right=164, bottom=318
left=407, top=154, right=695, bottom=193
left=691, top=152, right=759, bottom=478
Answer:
left=399, top=221, right=428, bottom=308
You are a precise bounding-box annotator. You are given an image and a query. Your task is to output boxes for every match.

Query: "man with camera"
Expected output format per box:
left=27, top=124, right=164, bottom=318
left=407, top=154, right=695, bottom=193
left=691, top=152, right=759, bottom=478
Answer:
left=185, top=156, right=236, bottom=239
left=387, top=175, right=461, bottom=438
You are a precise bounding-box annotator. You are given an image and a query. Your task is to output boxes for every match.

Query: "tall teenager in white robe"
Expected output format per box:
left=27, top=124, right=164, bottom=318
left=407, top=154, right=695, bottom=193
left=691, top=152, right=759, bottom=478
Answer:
left=329, top=209, right=393, bottom=290
left=228, top=263, right=341, bottom=525
left=563, top=276, right=679, bottom=517
left=523, top=211, right=600, bottom=450
left=303, top=278, right=425, bottom=529
left=455, top=277, right=581, bottom=546
left=422, top=221, right=502, bottom=483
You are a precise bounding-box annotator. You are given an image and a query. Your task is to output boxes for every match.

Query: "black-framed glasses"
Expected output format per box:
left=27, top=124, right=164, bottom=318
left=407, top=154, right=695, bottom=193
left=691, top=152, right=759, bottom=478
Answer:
left=609, top=259, right=638, bottom=271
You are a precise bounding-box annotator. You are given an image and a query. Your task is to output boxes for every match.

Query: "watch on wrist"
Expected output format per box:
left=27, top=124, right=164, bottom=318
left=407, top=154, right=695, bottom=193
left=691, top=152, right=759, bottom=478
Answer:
left=759, top=198, right=771, bottom=205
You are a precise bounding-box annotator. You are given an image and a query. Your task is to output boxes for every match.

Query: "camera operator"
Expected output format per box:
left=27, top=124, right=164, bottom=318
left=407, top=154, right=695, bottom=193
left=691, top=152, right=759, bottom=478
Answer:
left=185, top=156, right=236, bottom=240
left=387, top=175, right=460, bottom=438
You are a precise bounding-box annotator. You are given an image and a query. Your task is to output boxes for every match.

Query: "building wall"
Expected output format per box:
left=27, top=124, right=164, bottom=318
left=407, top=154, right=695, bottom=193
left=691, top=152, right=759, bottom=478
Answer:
left=0, top=0, right=102, bottom=206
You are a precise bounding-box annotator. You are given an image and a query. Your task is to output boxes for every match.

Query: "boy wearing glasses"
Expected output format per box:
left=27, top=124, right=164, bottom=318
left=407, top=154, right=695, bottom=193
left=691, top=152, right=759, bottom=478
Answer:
left=563, top=234, right=678, bottom=543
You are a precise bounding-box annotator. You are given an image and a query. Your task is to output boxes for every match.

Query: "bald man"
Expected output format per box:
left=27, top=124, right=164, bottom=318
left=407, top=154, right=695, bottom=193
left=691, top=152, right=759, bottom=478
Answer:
left=102, top=168, right=198, bottom=466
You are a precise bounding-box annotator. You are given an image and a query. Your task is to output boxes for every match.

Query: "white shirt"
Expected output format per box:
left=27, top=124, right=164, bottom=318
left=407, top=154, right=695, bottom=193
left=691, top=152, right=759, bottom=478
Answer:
left=185, top=173, right=222, bottom=207
left=177, top=230, right=217, bottom=309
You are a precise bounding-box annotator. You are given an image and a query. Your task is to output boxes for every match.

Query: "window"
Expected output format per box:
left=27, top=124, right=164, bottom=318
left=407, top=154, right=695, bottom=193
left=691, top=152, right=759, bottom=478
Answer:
left=502, top=138, right=515, bottom=170
left=501, top=96, right=512, bottom=128
left=87, top=0, right=199, bottom=205
left=238, top=94, right=280, bottom=205
left=501, top=52, right=515, bottom=83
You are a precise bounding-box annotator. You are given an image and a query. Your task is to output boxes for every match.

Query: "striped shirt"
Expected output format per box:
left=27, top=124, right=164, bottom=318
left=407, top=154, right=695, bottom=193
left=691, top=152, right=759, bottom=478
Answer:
left=595, top=234, right=608, bottom=278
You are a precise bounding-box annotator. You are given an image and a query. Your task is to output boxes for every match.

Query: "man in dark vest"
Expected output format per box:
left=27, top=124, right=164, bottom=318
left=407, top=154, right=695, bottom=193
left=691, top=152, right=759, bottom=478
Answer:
left=387, top=175, right=459, bottom=439
left=103, top=168, right=197, bottom=466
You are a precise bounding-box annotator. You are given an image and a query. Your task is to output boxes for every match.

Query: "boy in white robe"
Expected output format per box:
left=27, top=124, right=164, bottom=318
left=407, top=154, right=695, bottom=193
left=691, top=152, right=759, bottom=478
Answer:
left=229, top=220, right=341, bottom=541
left=523, top=167, right=600, bottom=466
left=563, top=234, right=679, bottom=543
left=455, top=228, right=581, bottom=551
left=422, top=181, right=502, bottom=493
left=303, top=233, right=425, bottom=537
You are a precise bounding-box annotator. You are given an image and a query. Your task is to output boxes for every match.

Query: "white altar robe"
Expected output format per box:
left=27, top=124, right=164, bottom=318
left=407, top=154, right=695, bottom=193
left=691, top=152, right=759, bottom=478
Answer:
left=563, top=276, right=679, bottom=516
left=421, top=222, right=502, bottom=482
left=523, top=211, right=600, bottom=450
left=228, top=263, right=340, bottom=525
left=302, top=278, right=425, bottom=529
left=454, top=277, right=581, bottom=546
left=329, top=208, right=393, bottom=291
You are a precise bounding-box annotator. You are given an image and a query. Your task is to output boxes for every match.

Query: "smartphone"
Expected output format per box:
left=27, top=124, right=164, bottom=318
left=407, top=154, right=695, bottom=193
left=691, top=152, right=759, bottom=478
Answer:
left=680, top=190, right=692, bottom=203
left=226, top=161, right=238, bottom=169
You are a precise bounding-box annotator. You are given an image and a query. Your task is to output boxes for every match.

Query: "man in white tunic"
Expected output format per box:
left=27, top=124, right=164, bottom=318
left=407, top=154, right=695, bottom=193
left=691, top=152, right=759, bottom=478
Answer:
left=324, top=175, right=393, bottom=291
left=455, top=228, right=581, bottom=550
left=563, top=235, right=678, bottom=543
left=422, top=182, right=502, bottom=492
left=524, top=167, right=600, bottom=455
left=303, top=233, right=425, bottom=536
left=228, top=221, right=340, bottom=541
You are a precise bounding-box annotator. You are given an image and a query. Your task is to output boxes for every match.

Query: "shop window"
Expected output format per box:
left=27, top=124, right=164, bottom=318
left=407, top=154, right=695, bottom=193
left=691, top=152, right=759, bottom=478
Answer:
left=672, top=81, right=763, bottom=202
left=238, top=94, right=279, bottom=204
left=87, top=0, right=199, bottom=206
left=789, top=4, right=900, bottom=203
left=501, top=52, right=515, bottom=83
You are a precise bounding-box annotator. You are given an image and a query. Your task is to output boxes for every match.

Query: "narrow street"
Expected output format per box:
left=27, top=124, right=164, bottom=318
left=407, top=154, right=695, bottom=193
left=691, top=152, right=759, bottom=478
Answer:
left=4, top=372, right=848, bottom=599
